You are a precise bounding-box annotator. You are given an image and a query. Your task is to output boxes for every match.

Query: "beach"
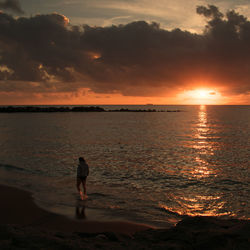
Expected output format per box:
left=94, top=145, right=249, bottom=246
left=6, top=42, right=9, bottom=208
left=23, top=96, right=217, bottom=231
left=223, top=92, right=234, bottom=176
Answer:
left=1, top=184, right=249, bottom=249
left=0, top=184, right=152, bottom=235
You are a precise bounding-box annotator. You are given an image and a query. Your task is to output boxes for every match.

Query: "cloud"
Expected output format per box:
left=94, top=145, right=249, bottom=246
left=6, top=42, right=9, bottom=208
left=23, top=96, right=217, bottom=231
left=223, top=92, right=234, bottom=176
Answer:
left=0, top=0, right=24, bottom=14
left=0, top=5, right=250, bottom=100
left=60, top=0, right=206, bottom=32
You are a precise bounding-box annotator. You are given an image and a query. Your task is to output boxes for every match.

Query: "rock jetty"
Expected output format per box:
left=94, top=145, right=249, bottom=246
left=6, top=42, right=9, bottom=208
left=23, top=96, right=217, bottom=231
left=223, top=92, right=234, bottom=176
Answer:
left=0, top=106, right=181, bottom=113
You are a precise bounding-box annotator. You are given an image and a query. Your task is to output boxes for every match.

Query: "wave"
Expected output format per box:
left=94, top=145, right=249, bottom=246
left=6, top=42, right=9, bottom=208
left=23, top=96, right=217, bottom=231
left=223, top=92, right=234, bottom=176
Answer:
left=89, top=192, right=109, bottom=198
left=0, top=163, right=45, bottom=176
left=214, top=178, right=246, bottom=187
left=0, top=163, right=27, bottom=172
left=218, top=178, right=245, bottom=185
left=158, top=203, right=185, bottom=218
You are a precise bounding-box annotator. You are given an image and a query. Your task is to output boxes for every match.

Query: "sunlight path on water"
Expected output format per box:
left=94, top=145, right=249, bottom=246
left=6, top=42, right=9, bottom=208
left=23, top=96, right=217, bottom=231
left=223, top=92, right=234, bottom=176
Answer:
left=172, top=105, right=234, bottom=217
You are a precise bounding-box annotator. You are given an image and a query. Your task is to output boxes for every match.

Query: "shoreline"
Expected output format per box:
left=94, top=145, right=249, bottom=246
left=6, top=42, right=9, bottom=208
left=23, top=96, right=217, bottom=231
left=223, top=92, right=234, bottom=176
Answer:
left=0, top=184, right=153, bottom=235
left=1, top=184, right=249, bottom=249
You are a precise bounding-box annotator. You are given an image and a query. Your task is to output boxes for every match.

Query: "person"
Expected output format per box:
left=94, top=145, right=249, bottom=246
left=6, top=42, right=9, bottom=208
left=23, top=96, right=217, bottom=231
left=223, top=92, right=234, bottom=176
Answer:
left=76, top=157, right=89, bottom=199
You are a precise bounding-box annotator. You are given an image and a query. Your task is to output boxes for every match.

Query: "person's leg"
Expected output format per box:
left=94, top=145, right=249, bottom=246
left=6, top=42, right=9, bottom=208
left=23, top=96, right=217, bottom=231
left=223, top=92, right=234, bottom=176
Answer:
left=82, top=179, right=87, bottom=196
left=76, top=178, right=81, bottom=192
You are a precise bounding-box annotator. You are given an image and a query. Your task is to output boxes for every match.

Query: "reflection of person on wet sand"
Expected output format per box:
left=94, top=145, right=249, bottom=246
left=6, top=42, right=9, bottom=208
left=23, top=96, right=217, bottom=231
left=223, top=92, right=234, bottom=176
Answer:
left=76, top=157, right=89, bottom=200
left=75, top=205, right=86, bottom=220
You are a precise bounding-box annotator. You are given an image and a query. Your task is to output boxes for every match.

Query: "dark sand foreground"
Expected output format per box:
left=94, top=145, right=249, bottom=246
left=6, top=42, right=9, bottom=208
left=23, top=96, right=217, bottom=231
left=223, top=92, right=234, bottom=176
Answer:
left=0, top=184, right=249, bottom=249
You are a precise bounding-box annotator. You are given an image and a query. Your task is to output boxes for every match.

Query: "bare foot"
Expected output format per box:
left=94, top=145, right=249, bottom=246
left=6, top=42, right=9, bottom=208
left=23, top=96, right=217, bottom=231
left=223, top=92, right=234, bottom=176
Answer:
left=79, top=191, right=84, bottom=200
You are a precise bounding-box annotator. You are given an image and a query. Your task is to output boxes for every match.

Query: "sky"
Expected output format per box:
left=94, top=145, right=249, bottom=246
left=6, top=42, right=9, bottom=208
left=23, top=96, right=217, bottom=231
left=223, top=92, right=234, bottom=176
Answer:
left=0, top=0, right=250, bottom=105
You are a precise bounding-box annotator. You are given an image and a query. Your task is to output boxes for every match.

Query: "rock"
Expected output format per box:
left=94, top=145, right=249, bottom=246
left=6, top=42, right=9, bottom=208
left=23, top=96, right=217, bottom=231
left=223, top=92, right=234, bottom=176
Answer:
left=95, top=234, right=108, bottom=240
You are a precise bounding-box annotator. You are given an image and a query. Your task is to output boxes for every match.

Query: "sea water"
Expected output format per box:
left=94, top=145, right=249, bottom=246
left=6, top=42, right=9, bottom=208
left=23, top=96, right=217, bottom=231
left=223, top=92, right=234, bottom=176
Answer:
left=0, top=105, right=249, bottom=227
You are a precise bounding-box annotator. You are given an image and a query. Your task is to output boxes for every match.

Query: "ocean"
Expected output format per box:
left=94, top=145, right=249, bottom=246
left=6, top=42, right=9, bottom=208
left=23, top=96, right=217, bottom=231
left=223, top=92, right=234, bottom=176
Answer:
left=0, top=105, right=249, bottom=227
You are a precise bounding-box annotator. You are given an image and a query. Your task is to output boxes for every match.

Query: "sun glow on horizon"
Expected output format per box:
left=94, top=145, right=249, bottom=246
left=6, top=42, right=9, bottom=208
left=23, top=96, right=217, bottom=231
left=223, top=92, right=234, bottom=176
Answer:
left=178, top=88, right=222, bottom=104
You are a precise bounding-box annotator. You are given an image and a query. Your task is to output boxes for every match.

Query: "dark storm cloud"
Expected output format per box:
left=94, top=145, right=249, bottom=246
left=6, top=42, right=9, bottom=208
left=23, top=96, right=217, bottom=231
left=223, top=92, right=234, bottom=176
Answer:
left=0, top=0, right=24, bottom=14
left=0, top=5, right=250, bottom=96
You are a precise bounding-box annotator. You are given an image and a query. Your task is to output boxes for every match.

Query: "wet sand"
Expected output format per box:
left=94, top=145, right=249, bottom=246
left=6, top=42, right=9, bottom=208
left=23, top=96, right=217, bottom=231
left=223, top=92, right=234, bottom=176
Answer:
left=0, top=184, right=249, bottom=249
left=0, top=184, right=152, bottom=235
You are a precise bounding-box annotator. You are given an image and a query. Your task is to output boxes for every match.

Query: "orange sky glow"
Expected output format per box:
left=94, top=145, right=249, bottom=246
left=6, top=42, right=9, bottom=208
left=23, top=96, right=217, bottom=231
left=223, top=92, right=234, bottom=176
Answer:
left=0, top=3, right=250, bottom=105
left=1, top=86, right=248, bottom=105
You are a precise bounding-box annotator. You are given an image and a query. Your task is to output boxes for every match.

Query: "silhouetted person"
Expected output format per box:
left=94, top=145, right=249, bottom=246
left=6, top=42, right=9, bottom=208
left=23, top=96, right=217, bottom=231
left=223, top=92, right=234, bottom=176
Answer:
left=76, top=157, right=89, bottom=199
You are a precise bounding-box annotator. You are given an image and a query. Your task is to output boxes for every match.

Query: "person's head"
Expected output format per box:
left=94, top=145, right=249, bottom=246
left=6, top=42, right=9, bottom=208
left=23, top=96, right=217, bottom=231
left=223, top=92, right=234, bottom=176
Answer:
left=79, top=157, right=85, bottom=163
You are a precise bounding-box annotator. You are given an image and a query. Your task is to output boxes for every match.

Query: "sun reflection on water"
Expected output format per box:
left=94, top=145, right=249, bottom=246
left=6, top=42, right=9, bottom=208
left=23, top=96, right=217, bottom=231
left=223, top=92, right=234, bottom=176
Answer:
left=160, top=193, right=233, bottom=217
left=194, top=105, right=212, bottom=150
left=174, top=105, right=227, bottom=217
left=191, top=105, right=216, bottom=178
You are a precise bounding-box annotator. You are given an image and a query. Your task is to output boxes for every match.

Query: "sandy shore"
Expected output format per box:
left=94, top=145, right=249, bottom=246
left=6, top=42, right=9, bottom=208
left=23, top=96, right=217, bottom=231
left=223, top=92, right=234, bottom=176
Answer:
left=0, top=184, right=152, bottom=235
left=1, top=184, right=249, bottom=249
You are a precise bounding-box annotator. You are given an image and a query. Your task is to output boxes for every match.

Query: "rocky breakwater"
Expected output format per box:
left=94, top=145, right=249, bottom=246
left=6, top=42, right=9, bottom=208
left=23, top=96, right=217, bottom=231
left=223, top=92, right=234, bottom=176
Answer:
left=0, top=106, right=182, bottom=113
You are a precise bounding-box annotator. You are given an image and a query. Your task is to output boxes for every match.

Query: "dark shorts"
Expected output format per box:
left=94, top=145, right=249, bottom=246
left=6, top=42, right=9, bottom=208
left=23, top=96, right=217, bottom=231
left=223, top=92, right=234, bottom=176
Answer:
left=77, top=176, right=87, bottom=182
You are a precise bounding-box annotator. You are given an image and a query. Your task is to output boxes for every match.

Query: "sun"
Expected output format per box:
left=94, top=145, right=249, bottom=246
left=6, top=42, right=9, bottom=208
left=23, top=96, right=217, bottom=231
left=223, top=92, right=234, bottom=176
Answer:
left=193, top=89, right=215, bottom=99
left=178, top=88, right=221, bottom=104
